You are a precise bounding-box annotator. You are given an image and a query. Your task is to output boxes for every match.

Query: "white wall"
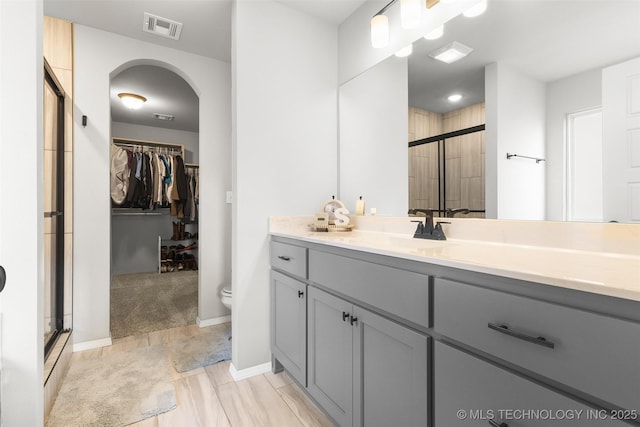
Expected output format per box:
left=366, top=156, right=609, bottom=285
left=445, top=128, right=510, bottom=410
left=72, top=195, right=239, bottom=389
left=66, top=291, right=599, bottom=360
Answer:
left=74, top=25, right=231, bottom=345
left=232, top=0, right=338, bottom=371
left=339, top=55, right=408, bottom=215
left=545, top=68, right=602, bottom=220
left=485, top=62, right=546, bottom=220
left=112, top=121, right=200, bottom=164
left=0, top=1, right=45, bottom=424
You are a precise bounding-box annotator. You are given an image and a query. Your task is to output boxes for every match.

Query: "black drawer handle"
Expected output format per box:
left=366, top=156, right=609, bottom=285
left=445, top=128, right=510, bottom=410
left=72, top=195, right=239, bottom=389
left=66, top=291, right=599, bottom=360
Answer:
left=488, top=419, right=508, bottom=427
left=298, top=290, right=304, bottom=298
left=277, top=255, right=291, bottom=261
left=488, top=323, right=555, bottom=349
left=342, top=311, right=350, bottom=322
left=350, top=315, right=358, bottom=326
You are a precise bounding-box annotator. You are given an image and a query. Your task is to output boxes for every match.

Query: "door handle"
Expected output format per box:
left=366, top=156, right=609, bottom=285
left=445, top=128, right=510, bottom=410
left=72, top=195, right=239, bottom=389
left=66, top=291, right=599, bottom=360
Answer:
left=350, top=315, right=358, bottom=326
left=0, top=265, right=6, bottom=293
left=298, top=290, right=304, bottom=298
left=342, top=311, right=350, bottom=322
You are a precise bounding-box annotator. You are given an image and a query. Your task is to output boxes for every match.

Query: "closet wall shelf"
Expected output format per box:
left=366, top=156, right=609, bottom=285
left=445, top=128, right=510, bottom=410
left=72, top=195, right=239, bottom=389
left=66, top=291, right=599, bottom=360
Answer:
left=112, top=208, right=170, bottom=216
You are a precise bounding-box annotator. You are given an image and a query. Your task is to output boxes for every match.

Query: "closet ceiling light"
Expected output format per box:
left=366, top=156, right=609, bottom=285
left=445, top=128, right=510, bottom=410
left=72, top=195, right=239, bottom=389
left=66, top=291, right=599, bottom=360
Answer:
left=448, top=93, right=462, bottom=102
left=429, top=41, right=473, bottom=64
left=118, top=93, right=147, bottom=109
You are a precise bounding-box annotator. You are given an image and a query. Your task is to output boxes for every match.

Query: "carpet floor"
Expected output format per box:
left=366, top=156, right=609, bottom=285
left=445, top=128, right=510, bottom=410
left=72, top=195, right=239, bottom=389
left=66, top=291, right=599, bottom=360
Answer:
left=46, top=345, right=176, bottom=427
left=111, top=270, right=197, bottom=339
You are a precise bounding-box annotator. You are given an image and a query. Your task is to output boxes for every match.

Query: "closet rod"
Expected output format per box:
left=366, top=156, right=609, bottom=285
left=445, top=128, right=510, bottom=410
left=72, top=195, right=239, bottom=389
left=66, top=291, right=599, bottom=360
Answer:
left=112, top=137, right=185, bottom=157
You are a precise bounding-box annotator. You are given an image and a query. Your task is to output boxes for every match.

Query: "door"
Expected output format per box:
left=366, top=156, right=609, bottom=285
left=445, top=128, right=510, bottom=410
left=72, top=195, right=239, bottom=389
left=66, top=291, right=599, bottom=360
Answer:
left=43, top=62, right=65, bottom=356
left=271, top=270, right=306, bottom=386
left=307, top=287, right=353, bottom=427
left=353, top=306, right=429, bottom=427
left=603, top=56, right=640, bottom=222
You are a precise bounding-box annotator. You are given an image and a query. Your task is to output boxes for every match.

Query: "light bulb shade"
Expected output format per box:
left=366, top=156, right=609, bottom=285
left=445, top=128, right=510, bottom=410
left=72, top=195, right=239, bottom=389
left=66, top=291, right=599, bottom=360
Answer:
left=394, top=44, right=413, bottom=58
left=424, top=25, right=444, bottom=40
left=401, top=0, right=422, bottom=29
left=463, top=0, right=487, bottom=17
left=371, top=14, right=389, bottom=48
left=118, top=93, right=147, bottom=109
left=448, top=93, right=462, bottom=102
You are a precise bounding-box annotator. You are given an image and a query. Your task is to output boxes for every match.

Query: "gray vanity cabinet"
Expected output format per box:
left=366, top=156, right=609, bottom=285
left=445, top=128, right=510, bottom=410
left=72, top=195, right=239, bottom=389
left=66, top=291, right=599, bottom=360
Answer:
left=307, top=286, right=429, bottom=427
left=271, top=270, right=307, bottom=386
left=434, top=341, right=629, bottom=426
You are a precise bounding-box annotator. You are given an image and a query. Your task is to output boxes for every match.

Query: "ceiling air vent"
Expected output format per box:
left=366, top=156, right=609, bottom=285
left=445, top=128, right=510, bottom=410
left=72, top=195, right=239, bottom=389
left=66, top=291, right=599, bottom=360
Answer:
left=143, top=13, right=183, bottom=40
left=153, top=113, right=175, bottom=121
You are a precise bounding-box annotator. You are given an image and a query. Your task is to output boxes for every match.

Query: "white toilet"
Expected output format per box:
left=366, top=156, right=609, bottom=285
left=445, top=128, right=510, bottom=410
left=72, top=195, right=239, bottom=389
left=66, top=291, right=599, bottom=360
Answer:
left=221, top=287, right=232, bottom=311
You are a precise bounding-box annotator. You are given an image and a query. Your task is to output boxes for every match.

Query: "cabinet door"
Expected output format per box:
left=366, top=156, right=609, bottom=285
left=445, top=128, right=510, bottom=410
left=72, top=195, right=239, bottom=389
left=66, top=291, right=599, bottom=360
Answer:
left=434, top=341, right=630, bottom=427
left=308, top=287, right=354, bottom=427
left=353, top=306, right=429, bottom=427
left=271, top=271, right=307, bottom=386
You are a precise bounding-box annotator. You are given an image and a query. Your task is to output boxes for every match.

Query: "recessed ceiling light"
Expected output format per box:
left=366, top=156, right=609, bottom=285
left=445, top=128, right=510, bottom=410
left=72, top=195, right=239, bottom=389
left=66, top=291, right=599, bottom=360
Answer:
left=118, top=93, right=147, bottom=109
left=394, top=44, right=413, bottom=58
left=428, top=41, right=473, bottom=64
left=424, top=25, right=444, bottom=40
left=448, top=94, right=463, bottom=102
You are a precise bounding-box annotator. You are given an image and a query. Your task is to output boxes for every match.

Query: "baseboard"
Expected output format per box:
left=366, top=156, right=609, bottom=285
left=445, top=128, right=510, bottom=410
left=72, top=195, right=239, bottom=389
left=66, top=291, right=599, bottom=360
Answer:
left=229, top=361, right=272, bottom=382
left=72, top=337, right=112, bottom=352
left=197, top=315, right=231, bottom=328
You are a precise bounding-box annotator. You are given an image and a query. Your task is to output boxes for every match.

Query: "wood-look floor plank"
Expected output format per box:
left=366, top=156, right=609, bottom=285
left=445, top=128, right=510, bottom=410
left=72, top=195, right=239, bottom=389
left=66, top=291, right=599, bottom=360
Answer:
left=215, top=375, right=305, bottom=427
left=277, top=383, right=336, bottom=427
left=264, top=370, right=293, bottom=389
left=101, top=334, right=149, bottom=356
left=204, top=360, right=235, bottom=387
left=158, top=373, right=230, bottom=427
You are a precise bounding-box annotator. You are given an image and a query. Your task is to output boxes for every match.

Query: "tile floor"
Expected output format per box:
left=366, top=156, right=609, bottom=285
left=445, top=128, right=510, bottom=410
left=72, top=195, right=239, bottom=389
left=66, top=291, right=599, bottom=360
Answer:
left=51, top=323, right=335, bottom=427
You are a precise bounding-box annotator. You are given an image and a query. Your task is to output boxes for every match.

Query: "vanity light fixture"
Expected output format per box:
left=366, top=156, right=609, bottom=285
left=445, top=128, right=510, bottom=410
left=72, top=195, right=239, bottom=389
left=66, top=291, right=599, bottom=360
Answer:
left=463, top=0, right=487, bottom=17
left=400, top=0, right=422, bottom=29
left=429, top=41, right=473, bottom=63
left=371, top=14, right=390, bottom=48
left=424, top=24, right=444, bottom=40
left=118, top=93, right=147, bottom=109
left=448, top=93, right=462, bottom=102
left=394, top=43, right=413, bottom=57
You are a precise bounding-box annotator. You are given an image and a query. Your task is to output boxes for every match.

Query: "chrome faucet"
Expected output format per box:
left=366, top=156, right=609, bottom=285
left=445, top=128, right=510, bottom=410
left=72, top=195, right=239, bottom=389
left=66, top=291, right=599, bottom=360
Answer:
left=411, top=215, right=449, bottom=240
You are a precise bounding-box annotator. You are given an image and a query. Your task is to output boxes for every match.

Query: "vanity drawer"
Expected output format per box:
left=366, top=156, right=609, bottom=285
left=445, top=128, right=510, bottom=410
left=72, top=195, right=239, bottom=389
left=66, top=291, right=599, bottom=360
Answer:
left=434, top=341, right=630, bottom=427
left=271, top=241, right=308, bottom=279
left=434, top=278, right=640, bottom=411
left=309, top=250, right=429, bottom=329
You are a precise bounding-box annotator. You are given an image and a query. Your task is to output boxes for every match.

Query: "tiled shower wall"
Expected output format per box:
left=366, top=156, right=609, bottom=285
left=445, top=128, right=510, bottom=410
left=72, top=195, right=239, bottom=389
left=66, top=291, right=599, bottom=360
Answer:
left=408, top=103, right=485, bottom=218
left=43, top=15, right=73, bottom=417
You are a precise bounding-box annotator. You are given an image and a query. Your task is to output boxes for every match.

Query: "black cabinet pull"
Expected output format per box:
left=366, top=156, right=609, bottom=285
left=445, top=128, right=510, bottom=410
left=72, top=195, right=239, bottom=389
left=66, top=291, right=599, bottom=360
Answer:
left=350, top=316, right=358, bottom=326
left=277, top=255, right=291, bottom=261
left=488, top=419, right=508, bottom=427
left=298, top=290, right=304, bottom=298
left=488, top=323, right=555, bottom=349
left=342, top=312, right=350, bottom=322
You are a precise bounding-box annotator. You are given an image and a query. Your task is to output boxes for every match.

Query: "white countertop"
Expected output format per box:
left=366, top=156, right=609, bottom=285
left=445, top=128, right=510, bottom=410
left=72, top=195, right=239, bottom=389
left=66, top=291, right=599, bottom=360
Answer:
left=270, top=217, right=640, bottom=302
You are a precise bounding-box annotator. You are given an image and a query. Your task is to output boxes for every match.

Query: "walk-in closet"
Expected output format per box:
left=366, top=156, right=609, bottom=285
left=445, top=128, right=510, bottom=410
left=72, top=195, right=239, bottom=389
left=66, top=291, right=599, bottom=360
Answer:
left=109, top=64, right=200, bottom=339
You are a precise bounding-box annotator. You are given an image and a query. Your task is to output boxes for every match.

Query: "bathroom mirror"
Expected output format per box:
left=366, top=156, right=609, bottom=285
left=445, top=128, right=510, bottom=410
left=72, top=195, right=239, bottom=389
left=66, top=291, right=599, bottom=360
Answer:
left=338, top=0, right=640, bottom=222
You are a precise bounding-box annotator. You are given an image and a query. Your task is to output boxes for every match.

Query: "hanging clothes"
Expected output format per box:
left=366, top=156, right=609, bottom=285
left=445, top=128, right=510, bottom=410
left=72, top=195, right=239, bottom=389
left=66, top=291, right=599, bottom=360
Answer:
left=110, top=144, right=129, bottom=205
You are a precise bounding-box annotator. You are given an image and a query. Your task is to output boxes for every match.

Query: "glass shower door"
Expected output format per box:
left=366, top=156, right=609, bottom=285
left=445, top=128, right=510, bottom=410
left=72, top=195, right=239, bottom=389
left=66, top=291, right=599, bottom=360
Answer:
left=43, top=64, right=65, bottom=356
